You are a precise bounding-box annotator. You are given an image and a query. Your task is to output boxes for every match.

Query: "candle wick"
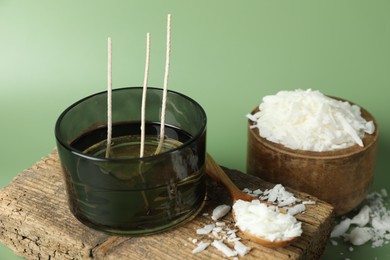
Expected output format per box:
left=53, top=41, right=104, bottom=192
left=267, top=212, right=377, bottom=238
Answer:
left=105, top=37, right=113, bottom=158
left=155, top=14, right=171, bottom=155
left=140, top=33, right=151, bottom=158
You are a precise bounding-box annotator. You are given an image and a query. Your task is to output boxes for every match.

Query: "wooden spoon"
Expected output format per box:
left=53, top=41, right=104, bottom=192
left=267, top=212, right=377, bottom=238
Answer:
left=205, top=154, right=298, bottom=248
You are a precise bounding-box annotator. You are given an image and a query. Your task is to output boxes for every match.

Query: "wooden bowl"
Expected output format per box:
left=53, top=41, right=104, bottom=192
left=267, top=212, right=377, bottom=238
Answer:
left=246, top=100, right=379, bottom=216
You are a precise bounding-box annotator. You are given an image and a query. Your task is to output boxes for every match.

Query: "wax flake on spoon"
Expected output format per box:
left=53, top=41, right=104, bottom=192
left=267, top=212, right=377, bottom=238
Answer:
left=233, top=200, right=302, bottom=242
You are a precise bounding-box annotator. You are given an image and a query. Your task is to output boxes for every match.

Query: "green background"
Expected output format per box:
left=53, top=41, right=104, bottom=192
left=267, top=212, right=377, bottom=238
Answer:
left=1, top=0, right=389, bottom=259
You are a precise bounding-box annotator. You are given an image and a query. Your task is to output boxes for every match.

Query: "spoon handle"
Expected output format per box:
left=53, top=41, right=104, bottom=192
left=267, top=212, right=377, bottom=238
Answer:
left=205, top=154, right=253, bottom=201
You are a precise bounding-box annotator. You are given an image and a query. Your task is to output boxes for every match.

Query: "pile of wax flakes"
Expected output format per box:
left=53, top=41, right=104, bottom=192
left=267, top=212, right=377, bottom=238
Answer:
left=247, top=89, right=375, bottom=152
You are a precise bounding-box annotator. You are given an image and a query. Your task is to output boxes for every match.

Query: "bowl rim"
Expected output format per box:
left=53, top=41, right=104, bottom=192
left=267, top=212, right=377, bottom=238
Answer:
left=248, top=96, right=379, bottom=160
left=55, top=86, right=207, bottom=163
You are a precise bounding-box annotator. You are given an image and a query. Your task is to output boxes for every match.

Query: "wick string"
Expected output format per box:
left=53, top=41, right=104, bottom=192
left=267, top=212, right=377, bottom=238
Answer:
left=140, top=32, right=151, bottom=158
left=155, top=14, right=171, bottom=155
left=105, top=37, right=113, bottom=158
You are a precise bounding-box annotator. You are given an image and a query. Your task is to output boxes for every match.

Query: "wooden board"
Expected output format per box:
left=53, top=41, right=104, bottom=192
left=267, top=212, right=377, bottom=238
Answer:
left=0, top=150, right=334, bottom=259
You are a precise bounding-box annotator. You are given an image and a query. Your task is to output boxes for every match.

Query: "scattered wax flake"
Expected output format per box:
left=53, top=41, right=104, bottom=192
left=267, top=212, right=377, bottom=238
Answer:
left=278, top=196, right=299, bottom=207
left=216, top=221, right=226, bottom=227
left=371, top=216, right=390, bottom=231
left=234, top=240, right=252, bottom=256
left=347, top=227, right=373, bottom=246
left=372, top=239, right=384, bottom=248
left=212, top=231, right=221, bottom=239
left=242, top=188, right=252, bottom=193
left=243, top=184, right=312, bottom=218
left=211, top=240, right=237, bottom=257
left=331, top=218, right=351, bottom=238
left=262, top=184, right=300, bottom=207
left=266, top=186, right=279, bottom=202
left=192, top=241, right=210, bottom=254
left=211, top=204, right=231, bottom=221
left=196, top=224, right=215, bottom=235
left=253, top=188, right=263, bottom=195
left=213, top=227, right=223, bottom=233
left=351, top=205, right=370, bottom=227
left=330, top=240, right=338, bottom=246
left=228, top=237, right=241, bottom=243
left=287, top=204, right=306, bottom=216
left=227, top=229, right=238, bottom=235
left=229, top=231, right=237, bottom=238
left=227, top=232, right=240, bottom=242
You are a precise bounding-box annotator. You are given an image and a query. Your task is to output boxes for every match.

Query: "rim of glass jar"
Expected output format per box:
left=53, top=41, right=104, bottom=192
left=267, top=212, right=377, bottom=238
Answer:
left=55, top=87, right=207, bottom=162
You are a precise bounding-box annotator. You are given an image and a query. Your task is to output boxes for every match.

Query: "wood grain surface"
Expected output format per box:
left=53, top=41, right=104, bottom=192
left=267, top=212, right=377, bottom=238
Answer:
left=0, top=150, right=334, bottom=259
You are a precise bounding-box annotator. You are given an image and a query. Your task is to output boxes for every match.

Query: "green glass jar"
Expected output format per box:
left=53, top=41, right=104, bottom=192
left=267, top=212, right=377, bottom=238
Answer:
left=55, top=87, right=207, bottom=235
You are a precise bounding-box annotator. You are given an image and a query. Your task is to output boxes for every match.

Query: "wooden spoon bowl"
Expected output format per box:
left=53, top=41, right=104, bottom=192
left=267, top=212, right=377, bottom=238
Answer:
left=237, top=228, right=296, bottom=248
left=205, top=154, right=298, bottom=247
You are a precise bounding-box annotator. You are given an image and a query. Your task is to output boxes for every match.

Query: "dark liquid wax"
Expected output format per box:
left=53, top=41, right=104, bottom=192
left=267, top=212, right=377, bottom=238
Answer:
left=68, top=122, right=205, bottom=234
